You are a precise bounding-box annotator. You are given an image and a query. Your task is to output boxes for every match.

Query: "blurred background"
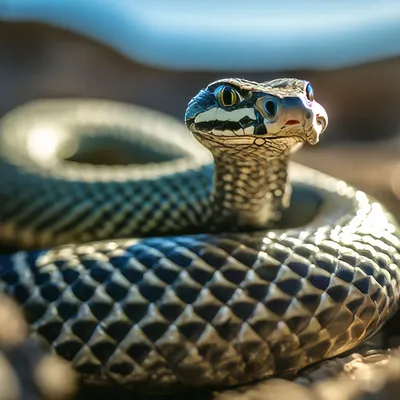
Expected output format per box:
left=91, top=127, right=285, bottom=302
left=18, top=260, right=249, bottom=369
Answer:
left=0, top=0, right=399, bottom=218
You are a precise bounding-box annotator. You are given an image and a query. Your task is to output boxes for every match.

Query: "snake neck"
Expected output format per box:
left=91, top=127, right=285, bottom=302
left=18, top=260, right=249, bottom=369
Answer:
left=210, top=154, right=290, bottom=231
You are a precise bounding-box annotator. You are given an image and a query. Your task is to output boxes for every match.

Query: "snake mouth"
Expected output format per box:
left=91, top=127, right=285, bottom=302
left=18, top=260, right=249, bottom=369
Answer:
left=190, top=118, right=256, bottom=136
left=190, top=123, right=317, bottom=153
left=193, top=130, right=305, bottom=148
left=185, top=117, right=195, bottom=131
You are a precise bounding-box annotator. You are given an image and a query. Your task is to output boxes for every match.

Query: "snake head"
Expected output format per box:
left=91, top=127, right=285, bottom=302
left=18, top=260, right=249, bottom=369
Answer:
left=185, top=78, right=328, bottom=159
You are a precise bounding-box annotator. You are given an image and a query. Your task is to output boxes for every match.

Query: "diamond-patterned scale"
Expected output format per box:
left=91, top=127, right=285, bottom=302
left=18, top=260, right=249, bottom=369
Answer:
left=0, top=203, right=398, bottom=390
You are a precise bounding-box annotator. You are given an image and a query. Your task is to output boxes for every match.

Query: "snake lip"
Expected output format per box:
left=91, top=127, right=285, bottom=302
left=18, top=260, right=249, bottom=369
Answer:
left=185, top=118, right=195, bottom=130
left=262, top=134, right=302, bottom=141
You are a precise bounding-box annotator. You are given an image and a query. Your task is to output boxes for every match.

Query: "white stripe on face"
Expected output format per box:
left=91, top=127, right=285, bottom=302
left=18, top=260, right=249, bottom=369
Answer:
left=244, top=126, right=254, bottom=135
left=194, top=107, right=256, bottom=123
left=234, top=128, right=244, bottom=135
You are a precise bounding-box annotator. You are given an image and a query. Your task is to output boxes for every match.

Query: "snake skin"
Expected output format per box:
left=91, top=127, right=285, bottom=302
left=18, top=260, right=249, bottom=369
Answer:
left=0, top=101, right=212, bottom=248
left=0, top=295, right=77, bottom=400
left=0, top=79, right=399, bottom=392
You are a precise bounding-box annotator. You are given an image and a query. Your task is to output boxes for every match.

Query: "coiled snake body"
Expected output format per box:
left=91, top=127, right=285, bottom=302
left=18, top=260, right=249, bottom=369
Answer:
left=0, top=78, right=399, bottom=391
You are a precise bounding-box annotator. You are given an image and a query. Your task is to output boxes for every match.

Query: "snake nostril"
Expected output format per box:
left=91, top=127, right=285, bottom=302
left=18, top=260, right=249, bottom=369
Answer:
left=316, top=115, right=326, bottom=129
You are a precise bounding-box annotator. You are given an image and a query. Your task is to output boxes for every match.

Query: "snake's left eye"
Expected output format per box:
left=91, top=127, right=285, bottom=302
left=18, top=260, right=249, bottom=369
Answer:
left=306, top=83, right=314, bottom=101
left=215, top=86, right=239, bottom=107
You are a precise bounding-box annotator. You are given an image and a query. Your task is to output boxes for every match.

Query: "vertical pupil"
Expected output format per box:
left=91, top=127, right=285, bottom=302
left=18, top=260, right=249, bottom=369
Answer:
left=222, top=88, right=233, bottom=105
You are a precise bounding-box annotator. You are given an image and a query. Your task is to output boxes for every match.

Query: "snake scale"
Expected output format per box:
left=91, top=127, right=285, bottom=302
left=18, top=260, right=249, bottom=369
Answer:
left=0, top=78, right=399, bottom=393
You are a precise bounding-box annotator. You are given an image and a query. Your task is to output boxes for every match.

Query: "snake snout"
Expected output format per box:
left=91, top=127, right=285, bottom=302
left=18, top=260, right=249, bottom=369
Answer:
left=184, top=102, right=201, bottom=131
left=185, top=89, right=216, bottom=132
left=316, top=115, right=327, bottom=132
left=312, top=101, right=328, bottom=136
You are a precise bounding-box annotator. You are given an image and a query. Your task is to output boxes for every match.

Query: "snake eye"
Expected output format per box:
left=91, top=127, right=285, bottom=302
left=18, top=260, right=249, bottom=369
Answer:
left=215, top=86, right=239, bottom=107
left=264, top=99, right=278, bottom=118
left=306, top=83, right=314, bottom=101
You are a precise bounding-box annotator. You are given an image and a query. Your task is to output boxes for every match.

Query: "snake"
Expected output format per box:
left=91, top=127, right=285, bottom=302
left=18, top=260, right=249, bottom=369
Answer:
left=0, top=77, right=399, bottom=393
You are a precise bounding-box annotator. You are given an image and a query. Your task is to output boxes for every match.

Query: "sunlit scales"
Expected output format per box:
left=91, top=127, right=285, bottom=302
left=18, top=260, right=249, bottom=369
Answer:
left=28, top=126, right=60, bottom=162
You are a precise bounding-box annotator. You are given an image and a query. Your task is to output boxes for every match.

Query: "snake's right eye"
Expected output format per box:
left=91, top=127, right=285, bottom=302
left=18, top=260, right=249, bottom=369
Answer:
left=215, top=86, right=239, bottom=107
